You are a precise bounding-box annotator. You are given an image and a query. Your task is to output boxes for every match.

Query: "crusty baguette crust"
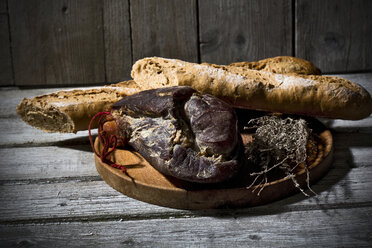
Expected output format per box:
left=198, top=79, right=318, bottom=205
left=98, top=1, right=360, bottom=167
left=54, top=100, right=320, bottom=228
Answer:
left=227, top=56, right=321, bottom=75
left=16, top=80, right=141, bottom=133
left=131, top=57, right=372, bottom=120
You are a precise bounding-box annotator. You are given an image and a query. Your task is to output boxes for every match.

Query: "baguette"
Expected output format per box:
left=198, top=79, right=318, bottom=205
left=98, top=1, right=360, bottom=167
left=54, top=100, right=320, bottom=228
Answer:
left=16, top=80, right=141, bottom=133
left=131, top=57, right=372, bottom=120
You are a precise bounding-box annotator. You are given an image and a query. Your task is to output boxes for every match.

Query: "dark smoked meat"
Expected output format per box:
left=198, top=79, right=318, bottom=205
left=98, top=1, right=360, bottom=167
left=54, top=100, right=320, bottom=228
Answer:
left=111, top=86, right=244, bottom=183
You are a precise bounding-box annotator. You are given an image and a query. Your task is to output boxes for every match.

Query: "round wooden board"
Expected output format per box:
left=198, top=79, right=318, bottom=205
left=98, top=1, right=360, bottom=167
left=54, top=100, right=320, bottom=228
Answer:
left=95, top=118, right=333, bottom=210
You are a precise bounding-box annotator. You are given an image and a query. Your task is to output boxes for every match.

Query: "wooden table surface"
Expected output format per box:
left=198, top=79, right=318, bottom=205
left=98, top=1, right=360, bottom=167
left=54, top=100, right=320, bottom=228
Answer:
left=0, top=73, right=371, bottom=247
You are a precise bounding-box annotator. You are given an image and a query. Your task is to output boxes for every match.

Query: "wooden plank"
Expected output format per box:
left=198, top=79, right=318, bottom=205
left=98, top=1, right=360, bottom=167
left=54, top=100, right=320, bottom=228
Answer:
left=0, top=207, right=371, bottom=247
left=0, top=14, right=13, bottom=86
left=296, top=0, right=372, bottom=73
left=8, top=0, right=105, bottom=86
left=130, top=0, right=198, bottom=63
left=0, top=146, right=97, bottom=181
left=198, top=0, right=292, bottom=65
left=321, top=117, right=372, bottom=133
left=0, top=180, right=175, bottom=223
left=0, top=0, right=6, bottom=14
left=0, top=118, right=94, bottom=147
left=0, top=151, right=371, bottom=222
left=103, top=0, right=132, bottom=82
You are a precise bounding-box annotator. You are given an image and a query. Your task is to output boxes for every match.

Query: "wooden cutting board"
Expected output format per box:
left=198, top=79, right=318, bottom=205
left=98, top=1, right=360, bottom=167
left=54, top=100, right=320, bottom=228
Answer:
left=94, top=118, right=333, bottom=210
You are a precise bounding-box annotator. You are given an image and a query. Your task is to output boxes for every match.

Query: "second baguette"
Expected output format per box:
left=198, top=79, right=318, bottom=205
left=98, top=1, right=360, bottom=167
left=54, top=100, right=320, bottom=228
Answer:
left=131, top=57, right=372, bottom=120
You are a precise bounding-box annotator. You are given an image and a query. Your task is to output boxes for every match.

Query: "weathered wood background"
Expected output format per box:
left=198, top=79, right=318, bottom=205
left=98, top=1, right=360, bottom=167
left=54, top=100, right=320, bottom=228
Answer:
left=0, top=0, right=371, bottom=87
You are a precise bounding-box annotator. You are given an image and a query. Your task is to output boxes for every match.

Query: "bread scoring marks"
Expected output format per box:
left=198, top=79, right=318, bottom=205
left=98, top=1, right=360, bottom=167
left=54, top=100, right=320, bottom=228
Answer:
left=160, top=57, right=246, bottom=83
left=109, top=86, right=139, bottom=95
left=162, top=58, right=186, bottom=68
left=192, top=63, right=249, bottom=87
left=50, top=101, right=77, bottom=108
left=50, top=94, right=114, bottom=108
left=274, top=73, right=317, bottom=89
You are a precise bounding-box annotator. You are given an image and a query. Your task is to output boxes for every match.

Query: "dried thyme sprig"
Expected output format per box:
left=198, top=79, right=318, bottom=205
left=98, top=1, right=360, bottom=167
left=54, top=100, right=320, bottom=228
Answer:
left=244, top=115, right=316, bottom=196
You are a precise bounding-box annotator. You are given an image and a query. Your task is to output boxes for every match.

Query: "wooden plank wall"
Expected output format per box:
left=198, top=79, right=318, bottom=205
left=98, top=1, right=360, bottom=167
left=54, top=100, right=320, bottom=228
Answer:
left=8, top=0, right=106, bottom=87
left=0, top=0, right=371, bottom=87
left=0, top=0, right=13, bottom=86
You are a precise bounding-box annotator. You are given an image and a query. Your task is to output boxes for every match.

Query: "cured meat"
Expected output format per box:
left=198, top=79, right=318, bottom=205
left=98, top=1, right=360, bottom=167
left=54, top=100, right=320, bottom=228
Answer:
left=111, top=86, right=244, bottom=183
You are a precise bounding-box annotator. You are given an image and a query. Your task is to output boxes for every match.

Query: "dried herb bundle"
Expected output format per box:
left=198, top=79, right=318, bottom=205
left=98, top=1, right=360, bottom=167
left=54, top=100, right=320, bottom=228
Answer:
left=244, top=115, right=316, bottom=196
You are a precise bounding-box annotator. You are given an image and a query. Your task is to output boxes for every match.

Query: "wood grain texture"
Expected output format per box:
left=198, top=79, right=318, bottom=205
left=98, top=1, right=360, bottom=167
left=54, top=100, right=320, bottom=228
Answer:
left=296, top=0, right=372, bottom=73
left=130, top=0, right=198, bottom=63
left=0, top=14, right=13, bottom=86
left=0, top=207, right=371, bottom=247
left=0, top=118, right=93, bottom=147
left=0, top=146, right=97, bottom=181
left=0, top=180, right=174, bottom=223
left=8, top=0, right=105, bottom=86
left=198, top=0, right=292, bottom=65
left=103, top=0, right=132, bottom=82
